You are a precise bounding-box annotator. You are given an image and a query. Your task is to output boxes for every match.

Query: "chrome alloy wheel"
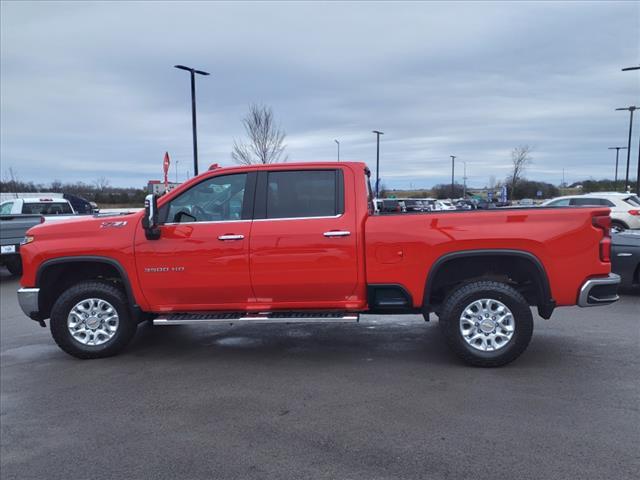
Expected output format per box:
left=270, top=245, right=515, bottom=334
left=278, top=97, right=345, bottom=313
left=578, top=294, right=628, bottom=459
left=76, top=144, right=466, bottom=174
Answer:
left=459, top=298, right=515, bottom=352
left=67, top=298, right=119, bottom=346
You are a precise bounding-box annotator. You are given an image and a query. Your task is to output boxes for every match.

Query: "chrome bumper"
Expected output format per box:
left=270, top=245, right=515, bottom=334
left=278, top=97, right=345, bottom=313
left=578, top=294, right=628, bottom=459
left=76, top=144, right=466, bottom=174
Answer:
left=17, top=288, right=41, bottom=321
left=578, top=273, right=620, bottom=307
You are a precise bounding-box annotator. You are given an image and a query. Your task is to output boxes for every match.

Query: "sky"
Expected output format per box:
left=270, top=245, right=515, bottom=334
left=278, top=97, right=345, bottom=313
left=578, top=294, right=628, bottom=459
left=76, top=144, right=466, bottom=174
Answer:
left=1, top=0, right=639, bottom=189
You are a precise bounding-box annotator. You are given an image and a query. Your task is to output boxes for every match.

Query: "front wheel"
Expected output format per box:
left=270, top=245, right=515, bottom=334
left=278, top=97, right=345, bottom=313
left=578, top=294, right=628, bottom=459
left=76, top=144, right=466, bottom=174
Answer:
left=438, top=281, right=533, bottom=367
left=50, top=281, right=137, bottom=359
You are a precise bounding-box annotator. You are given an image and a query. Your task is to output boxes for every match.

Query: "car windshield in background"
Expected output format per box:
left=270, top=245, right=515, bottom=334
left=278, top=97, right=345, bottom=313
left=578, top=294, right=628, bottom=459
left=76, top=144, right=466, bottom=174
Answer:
left=21, top=202, right=73, bottom=215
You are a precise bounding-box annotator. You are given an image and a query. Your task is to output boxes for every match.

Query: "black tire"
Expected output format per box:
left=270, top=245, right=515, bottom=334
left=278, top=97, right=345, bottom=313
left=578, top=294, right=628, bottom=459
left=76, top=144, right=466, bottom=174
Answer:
left=438, top=280, right=533, bottom=367
left=50, top=281, right=137, bottom=359
left=5, top=256, right=22, bottom=276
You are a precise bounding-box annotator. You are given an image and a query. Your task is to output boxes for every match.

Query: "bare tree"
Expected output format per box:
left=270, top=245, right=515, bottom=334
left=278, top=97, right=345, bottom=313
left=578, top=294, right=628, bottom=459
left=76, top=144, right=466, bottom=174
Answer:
left=94, top=176, right=110, bottom=191
left=508, top=145, right=533, bottom=193
left=231, top=104, right=288, bottom=165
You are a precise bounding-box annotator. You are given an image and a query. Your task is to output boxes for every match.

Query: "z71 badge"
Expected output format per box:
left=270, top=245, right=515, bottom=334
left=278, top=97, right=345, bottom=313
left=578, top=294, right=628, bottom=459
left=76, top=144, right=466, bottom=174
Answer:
left=101, top=221, right=128, bottom=228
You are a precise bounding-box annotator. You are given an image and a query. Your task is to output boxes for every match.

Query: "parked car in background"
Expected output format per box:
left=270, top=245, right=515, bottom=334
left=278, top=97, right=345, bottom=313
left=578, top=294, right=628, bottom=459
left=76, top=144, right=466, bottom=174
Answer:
left=476, top=199, right=497, bottom=210
left=62, top=193, right=98, bottom=214
left=434, top=200, right=456, bottom=211
left=454, top=199, right=475, bottom=210
left=611, top=230, right=639, bottom=290
left=0, top=198, right=77, bottom=221
left=519, top=198, right=535, bottom=206
left=543, top=193, right=640, bottom=232
left=0, top=214, right=43, bottom=276
left=375, top=198, right=405, bottom=213
left=400, top=199, right=426, bottom=212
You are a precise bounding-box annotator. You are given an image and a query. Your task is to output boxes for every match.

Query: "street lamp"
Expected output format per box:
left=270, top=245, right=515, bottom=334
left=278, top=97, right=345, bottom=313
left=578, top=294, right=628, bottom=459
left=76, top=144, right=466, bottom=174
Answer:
left=615, top=106, right=636, bottom=192
left=621, top=66, right=640, bottom=194
left=334, top=139, right=340, bottom=162
left=174, top=64, right=210, bottom=177
left=462, top=161, right=467, bottom=198
left=372, top=130, right=384, bottom=197
left=608, top=146, right=627, bottom=190
left=450, top=155, right=456, bottom=199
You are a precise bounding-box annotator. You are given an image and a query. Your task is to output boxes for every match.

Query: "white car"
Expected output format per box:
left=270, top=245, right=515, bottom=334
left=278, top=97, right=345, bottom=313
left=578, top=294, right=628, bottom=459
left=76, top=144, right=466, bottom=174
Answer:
left=0, top=197, right=77, bottom=221
left=542, top=193, right=640, bottom=232
left=434, top=200, right=457, bottom=211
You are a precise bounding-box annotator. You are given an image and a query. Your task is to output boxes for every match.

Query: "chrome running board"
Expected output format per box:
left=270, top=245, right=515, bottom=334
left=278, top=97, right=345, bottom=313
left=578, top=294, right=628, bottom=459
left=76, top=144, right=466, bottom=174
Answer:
left=153, top=311, right=359, bottom=326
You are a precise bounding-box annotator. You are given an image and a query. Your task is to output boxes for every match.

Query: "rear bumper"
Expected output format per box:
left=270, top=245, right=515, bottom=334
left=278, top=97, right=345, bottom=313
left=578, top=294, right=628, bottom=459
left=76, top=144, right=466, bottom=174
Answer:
left=578, top=273, right=621, bottom=307
left=17, top=287, right=42, bottom=322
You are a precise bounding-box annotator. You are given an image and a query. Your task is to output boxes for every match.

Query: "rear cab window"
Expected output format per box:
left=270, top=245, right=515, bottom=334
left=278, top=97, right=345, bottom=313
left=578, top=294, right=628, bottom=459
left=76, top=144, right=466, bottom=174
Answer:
left=22, top=202, right=73, bottom=215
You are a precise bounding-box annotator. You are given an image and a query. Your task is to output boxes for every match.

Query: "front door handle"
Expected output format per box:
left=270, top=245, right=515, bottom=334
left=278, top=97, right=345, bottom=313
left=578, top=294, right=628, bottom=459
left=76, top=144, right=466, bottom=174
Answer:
left=218, top=234, right=245, bottom=241
left=323, top=230, right=351, bottom=237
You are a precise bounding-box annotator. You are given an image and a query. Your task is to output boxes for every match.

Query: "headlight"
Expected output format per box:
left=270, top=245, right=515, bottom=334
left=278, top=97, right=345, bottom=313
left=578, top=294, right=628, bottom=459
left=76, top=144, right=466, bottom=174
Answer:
left=21, top=235, right=35, bottom=245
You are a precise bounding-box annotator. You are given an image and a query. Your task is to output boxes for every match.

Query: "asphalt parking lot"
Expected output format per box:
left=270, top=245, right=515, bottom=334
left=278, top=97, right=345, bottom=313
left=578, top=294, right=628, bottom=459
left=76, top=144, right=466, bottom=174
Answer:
left=1, top=269, right=638, bottom=480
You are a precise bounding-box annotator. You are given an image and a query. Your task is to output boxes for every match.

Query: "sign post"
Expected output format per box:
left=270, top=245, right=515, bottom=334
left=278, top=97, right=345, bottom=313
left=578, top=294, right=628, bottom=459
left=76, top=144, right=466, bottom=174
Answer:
left=163, top=152, right=170, bottom=191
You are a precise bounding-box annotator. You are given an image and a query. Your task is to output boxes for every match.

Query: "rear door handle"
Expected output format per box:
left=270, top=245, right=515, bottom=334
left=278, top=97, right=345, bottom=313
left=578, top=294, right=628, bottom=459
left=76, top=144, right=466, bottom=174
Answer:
left=323, top=231, right=351, bottom=237
left=218, top=234, right=244, bottom=241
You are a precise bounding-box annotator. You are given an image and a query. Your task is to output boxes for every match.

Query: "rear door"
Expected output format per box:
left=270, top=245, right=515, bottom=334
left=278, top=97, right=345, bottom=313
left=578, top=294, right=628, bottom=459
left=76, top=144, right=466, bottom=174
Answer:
left=249, top=168, right=359, bottom=309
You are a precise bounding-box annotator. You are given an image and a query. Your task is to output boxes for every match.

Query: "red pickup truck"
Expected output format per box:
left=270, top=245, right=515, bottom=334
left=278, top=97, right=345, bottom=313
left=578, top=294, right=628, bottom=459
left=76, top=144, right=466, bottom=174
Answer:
left=17, top=162, right=620, bottom=366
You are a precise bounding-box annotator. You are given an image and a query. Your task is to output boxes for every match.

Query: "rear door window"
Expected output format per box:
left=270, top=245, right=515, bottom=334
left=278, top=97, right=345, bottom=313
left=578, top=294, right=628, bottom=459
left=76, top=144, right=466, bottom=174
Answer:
left=265, top=170, right=343, bottom=219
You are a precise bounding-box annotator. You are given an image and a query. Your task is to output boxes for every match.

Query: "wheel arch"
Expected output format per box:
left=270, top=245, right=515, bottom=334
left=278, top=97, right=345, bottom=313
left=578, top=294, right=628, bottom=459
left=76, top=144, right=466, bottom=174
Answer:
left=35, top=256, right=140, bottom=320
left=424, top=249, right=555, bottom=319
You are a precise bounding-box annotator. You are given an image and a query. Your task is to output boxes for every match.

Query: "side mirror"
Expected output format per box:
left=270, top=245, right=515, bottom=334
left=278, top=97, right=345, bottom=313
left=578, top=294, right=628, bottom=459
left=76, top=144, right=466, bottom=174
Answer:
left=142, top=194, right=161, bottom=240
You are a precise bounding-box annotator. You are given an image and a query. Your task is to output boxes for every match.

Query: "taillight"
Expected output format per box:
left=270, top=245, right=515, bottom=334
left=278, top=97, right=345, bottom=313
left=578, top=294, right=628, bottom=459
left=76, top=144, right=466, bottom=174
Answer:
left=592, top=214, right=611, bottom=262
left=629, top=209, right=639, bottom=216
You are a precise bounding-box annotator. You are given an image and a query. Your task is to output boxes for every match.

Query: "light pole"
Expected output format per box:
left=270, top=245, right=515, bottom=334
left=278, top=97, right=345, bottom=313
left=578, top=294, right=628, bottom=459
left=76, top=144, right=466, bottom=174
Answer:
left=616, top=106, right=636, bottom=192
left=175, top=159, right=179, bottom=183
left=621, top=65, right=640, bottom=194
left=174, top=64, right=210, bottom=177
left=608, top=147, right=627, bottom=190
left=450, top=155, right=456, bottom=199
left=334, top=139, right=340, bottom=161
left=462, top=161, right=467, bottom=198
left=372, top=130, right=384, bottom=197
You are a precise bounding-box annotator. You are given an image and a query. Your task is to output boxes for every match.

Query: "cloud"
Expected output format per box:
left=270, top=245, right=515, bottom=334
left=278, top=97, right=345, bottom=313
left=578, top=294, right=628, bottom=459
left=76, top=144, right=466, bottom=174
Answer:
left=1, top=0, right=638, bottom=188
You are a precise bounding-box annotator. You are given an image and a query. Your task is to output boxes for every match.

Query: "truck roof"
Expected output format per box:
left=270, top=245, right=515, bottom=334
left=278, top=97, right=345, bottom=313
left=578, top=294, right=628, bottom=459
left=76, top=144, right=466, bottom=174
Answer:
left=21, top=198, right=71, bottom=203
left=206, top=161, right=367, bottom=173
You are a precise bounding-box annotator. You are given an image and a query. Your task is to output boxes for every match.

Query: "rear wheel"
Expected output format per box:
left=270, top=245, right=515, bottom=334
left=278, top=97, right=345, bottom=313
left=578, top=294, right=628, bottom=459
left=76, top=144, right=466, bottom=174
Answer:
left=438, top=280, right=533, bottom=367
left=50, top=281, right=137, bottom=359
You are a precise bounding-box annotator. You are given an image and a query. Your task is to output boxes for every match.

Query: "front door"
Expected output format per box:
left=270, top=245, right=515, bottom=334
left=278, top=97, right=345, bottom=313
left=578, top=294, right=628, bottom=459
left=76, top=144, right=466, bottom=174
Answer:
left=249, top=168, right=360, bottom=310
left=135, top=172, right=255, bottom=311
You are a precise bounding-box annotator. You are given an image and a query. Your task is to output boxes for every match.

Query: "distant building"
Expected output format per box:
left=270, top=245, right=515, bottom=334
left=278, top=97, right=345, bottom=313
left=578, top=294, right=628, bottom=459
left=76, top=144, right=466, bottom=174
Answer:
left=147, top=180, right=180, bottom=195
